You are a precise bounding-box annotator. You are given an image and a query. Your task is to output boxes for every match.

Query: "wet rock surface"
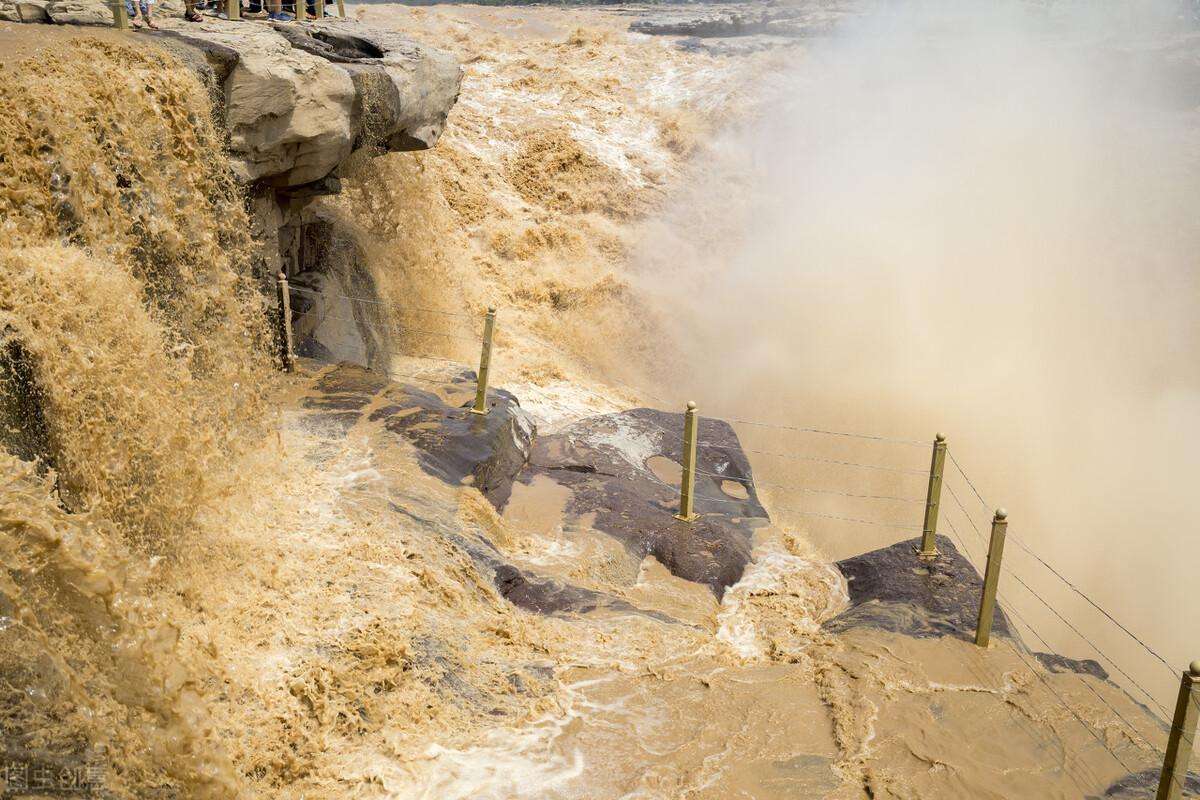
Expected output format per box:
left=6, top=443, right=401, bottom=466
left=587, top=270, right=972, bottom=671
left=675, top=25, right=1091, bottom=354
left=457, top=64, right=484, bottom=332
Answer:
left=151, top=20, right=460, bottom=187
left=300, top=362, right=533, bottom=506
left=622, top=1, right=849, bottom=54
left=371, top=385, right=533, bottom=509
left=629, top=6, right=834, bottom=39
left=515, top=407, right=769, bottom=598
left=298, top=362, right=682, bottom=620
left=824, top=534, right=1016, bottom=642
left=1034, top=651, right=1109, bottom=680
left=1099, top=768, right=1200, bottom=799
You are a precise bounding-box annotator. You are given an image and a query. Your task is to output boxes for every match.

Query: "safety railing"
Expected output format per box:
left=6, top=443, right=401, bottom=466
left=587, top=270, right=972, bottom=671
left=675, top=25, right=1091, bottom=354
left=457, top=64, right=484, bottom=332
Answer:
left=937, top=449, right=1198, bottom=798
left=277, top=275, right=497, bottom=412
left=667, top=401, right=1198, bottom=798
left=272, top=277, right=1197, bottom=798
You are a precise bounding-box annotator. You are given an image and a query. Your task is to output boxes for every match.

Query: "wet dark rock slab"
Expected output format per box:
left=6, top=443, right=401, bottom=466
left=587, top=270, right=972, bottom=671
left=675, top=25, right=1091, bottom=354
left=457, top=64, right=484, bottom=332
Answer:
left=297, top=362, right=389, bottom=442
left=1098, top=768, right=1200, bottom=798
left=677, top=34, right=800, bottom=56
left=371, top=379, right=533, bottom=507
left=490, top=563, right=673, bottom=623
left=300, top=363, right=676, bottom=621
left=300, top=362, right=533, bottom=505
left=389, top=499, right=678, bottom=623
left=1035, top=651, right=1109, bottom=680
left=305, top=364, right=389, bottom=411
left=824, top=535, right=1016, bottom=642
left=630, top=8, right=829, bottom=38
left=517, top=407, right=769, bottom=599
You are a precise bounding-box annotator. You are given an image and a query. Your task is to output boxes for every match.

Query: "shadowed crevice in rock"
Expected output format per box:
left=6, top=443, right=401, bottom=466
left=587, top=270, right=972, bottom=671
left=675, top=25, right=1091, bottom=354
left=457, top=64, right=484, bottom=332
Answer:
left=516, top=407, right=769, bottom=599
left=272, top=24, right=385, bottom=63
left=824, top=535, right=1016, bottom=642
left=289, top=206, right=390, bottom=371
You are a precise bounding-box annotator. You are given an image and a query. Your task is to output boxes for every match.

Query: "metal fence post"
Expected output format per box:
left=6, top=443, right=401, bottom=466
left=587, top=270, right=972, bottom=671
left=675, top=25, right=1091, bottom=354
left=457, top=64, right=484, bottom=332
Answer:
left=336, top=0, right=344, bottom=16
left=974, top=508, right=1008, bottom=647
left=112, top=0, right=129, bottom=28
left=1156, top=661, right=1200, bottom=800
left=470, top=307, right=496, bottom=415
left=315, top=0, right=324, bottom=18
left=275, top=272, right=294, bottom=373
left=918, top=433, right=947, bottom=560
left=674, top=401, right=698, bottom=522
left=227, top=0, right=239, bottom=19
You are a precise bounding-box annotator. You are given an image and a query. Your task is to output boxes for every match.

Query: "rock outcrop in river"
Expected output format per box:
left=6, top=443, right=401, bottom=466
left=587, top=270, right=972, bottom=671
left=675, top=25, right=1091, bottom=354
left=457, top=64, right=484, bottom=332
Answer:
left=155, top=21, right=461, bottom=187
left=149, top=18, right=462, bottom=306
left=0, top=11, right=461, bottom=353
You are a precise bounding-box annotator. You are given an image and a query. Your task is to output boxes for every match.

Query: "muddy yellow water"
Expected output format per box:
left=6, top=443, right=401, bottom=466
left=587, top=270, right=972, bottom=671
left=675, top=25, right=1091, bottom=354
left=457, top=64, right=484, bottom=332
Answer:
left=0, top=7, right=1187, bottom=800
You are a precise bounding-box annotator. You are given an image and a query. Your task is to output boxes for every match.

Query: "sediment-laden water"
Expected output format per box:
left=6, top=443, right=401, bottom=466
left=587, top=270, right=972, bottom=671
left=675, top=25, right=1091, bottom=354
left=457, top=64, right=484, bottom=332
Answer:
left=0, top=4, right=1192, bottom=799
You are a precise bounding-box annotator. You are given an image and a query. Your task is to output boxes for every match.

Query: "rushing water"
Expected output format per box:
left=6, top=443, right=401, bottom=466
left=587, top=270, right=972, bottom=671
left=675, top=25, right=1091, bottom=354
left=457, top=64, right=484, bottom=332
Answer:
left=630, top=0, right=1200, bottom=712
left=0, top=5, right=1192, bottom=798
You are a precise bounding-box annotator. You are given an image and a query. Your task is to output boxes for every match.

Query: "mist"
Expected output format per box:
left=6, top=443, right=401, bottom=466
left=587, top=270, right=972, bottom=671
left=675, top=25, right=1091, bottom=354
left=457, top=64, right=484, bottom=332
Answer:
left=633, top=0, right=1200, bottom=709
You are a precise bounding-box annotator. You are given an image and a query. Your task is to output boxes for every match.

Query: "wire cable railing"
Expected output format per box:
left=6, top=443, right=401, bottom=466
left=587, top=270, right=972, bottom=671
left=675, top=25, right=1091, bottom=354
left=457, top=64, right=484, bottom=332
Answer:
left=948, top=452, right=1182, bottom=682
left=690, top=464, right=925, bottom=503
left=740, top=447, right=928, bottom=475
left=944, top=474, right=1176, bottom=718
left=704, top=413, right=929, bottom=447
left=943, top=486, right=1200, bottom=797
left=288, top=283, right=476, bottom=320
left=940, top=509, right=1178, bottom=791
left=278, top=282, right=1194, bottom=794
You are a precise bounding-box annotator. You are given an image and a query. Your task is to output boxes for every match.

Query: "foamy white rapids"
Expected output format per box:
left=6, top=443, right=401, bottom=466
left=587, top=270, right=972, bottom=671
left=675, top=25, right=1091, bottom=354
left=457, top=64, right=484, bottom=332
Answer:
left=414, top=714, right=585, bottom=800
left=716, top=540, right=849, bottom=661
left=400, top=674, right=629, bottom=799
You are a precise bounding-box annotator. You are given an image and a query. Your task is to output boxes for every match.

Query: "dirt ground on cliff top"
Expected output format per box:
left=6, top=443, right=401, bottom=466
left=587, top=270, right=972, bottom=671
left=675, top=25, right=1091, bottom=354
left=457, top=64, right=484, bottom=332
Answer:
left=0, top=21, right=134, bottom=62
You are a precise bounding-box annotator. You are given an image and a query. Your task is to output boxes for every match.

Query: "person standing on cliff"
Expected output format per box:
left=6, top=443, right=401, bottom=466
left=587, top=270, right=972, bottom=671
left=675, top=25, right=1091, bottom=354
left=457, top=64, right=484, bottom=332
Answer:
left=125, top=0, right=157, bottom=28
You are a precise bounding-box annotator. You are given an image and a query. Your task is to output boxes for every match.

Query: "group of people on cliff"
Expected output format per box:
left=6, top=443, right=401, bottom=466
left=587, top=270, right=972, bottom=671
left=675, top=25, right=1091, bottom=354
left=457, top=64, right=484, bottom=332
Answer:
left=124, top=0, right=327, bottom=27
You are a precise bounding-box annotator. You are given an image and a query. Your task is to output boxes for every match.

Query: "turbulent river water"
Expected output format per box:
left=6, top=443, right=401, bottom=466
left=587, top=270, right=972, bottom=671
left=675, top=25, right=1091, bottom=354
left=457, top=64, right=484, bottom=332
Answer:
left=0, top=2, right=1194, bottom=799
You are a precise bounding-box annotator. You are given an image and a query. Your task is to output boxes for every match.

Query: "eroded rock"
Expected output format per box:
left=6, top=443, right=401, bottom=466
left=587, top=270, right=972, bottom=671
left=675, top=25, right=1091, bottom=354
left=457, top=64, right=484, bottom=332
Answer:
left=300, top=362, right=534, bottom=506
left=517, top=407, right=769, bottom=598
left=285, top=21, right=462, bottom=151
left=1100, top=769, right=1200, bottom=799
left=297, top=362, right=678, bottom=621
left=44, top=0, right=109, bottom=24
left=14, top=0, right=49, bottom=22
left=154, top=21, right=460, bottom=186
left=44, top=0, right=181, bottom=23
left=824, top=535, right=1016, bottom=641
left=1034, top=651, right=1109, bottom=679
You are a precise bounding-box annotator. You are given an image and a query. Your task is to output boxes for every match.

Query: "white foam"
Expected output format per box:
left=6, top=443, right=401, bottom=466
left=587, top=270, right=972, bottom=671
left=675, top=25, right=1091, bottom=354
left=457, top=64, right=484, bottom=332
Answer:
left=584, top=414, right=660, bottom=472
left=716, top=540, right=849, bottom=661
